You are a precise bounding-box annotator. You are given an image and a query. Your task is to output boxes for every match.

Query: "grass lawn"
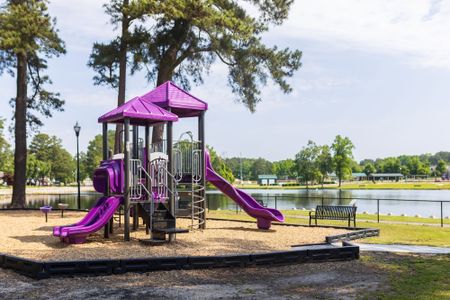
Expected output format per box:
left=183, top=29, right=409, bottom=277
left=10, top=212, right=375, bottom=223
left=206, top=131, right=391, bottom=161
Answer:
left=281, top=210, right=450, bottom=225
left=207, top=210, right=450, bottom=247
left=363, top=253, right=450, bottom=299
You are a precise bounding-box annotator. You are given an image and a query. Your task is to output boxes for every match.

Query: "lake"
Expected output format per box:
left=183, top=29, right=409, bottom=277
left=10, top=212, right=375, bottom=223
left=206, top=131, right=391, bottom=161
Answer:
left=1, top=189, right=449, bottom=217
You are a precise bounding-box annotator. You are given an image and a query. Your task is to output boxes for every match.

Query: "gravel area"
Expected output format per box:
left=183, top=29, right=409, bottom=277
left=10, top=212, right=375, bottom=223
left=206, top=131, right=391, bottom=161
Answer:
left=0, top=211, right=348, bottom=261
left=0, top=252, right=388, bottom=299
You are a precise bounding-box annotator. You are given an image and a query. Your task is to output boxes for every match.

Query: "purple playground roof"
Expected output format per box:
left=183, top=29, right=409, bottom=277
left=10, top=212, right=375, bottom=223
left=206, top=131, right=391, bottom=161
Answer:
left=98, top=96, right=178, bottom=125
left=140, top=81, right=208, bottom=117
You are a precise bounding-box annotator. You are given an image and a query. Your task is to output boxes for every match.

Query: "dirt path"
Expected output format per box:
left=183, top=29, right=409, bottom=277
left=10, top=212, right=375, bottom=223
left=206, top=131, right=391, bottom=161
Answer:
left=0, top=253, right=388, bottom=299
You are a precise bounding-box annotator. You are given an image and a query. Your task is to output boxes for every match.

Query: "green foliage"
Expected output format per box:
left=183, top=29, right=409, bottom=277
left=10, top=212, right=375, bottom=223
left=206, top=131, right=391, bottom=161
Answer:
left=295, top=140, right=320, bottom=187
left=0, top=0, right=66, bottom=130
left=29, top=133, right=75, bottom=184
left=83, top=131, right=116, bottom=179
left=316, top=145, right=333, bottom=185
left=272, top=159, right=297, bottom=179
left=0, top=118, right=13, bottom=173
left=90, top=0, right=302, bottom=112
left=331, top=135, right=354, bottom=186
left=26, top=153, right=50, bottom=183
left=363, top=163, right=376, bottom=176
left=206, top=145, right=234, bottom=183
left=251, top=158, right=273, bottom=180
left=436, top=160, right=447, bottom=177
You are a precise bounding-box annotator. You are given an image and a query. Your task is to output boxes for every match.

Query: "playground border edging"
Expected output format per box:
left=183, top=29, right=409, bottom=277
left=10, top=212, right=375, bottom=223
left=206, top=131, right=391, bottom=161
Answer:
left=0, top=242, right=359, bottom=279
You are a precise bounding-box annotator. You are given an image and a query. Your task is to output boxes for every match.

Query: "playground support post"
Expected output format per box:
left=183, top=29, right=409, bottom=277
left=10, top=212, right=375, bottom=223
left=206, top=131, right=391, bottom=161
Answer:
left=145, top=125, right=151, bottom=233
left=102, top=122, right=110, bottom=238
left=377, top=199, right=380, bottom=223
left=167, top=118, right=175, bottom=242
left=132, top=126, right=139, bottom=231
left=198, top=111, right=206, bottom=229
left=124, top=118, right=131, bottom=241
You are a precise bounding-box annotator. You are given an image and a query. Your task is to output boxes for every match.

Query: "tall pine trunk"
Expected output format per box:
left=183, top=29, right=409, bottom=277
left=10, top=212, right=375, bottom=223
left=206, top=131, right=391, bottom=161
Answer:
left=114, top=0, right=129, bottom=154
left=151, top=19, right=189, bottom=144
left=11, top=53, right=27, bottom=208
left=151, top=64, right=174, bottom=144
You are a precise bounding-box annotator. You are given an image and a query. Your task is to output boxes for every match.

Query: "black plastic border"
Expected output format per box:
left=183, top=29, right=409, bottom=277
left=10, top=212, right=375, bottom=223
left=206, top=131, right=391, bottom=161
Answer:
left=0, top=242, right=359, bottom=279
left=325, top=228, right=380, bottom=243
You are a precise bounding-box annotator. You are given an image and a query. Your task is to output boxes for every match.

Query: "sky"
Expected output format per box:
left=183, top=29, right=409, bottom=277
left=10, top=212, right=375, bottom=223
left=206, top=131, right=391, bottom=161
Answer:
left=1, top=0, right=450, bottom=162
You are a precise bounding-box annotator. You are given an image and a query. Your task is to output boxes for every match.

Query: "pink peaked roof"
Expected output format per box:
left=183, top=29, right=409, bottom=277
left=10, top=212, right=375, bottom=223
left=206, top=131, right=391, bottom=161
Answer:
left=140, top=81, right=208, bottom=117
left=98, top=96, right=178, bottom=125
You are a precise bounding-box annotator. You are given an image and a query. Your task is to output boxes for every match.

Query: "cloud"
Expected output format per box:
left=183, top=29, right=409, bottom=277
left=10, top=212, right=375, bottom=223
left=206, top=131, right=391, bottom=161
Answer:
left=268, top=0, right=450, bottom=70
left=48, top=0, right=114, bottom=53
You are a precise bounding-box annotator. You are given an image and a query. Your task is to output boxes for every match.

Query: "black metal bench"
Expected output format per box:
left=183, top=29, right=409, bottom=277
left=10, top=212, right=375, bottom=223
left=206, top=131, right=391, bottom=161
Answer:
left=309, top=205, right=357, bottom=227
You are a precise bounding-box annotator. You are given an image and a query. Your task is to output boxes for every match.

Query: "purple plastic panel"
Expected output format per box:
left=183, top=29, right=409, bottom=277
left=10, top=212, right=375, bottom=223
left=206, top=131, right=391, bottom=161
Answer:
left=205, top=151, right=284, bottom=229
left=140, top=81, right=208, bottom=117
left=93, top=159, right=124, bottom=194
left=98, top=96, right=178, bottom=124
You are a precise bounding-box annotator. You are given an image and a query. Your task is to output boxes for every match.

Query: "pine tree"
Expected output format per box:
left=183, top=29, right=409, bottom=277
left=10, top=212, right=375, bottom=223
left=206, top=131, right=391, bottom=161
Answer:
left=89, top=0, right=302, bottom=144
left=0, top=0, right=65, bottom=207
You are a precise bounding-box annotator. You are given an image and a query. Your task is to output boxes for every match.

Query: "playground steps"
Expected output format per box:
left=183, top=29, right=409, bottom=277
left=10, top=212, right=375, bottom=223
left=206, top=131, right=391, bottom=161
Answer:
left=153, top=228, right=189, bottom=234
left=138, top=202, right=188, bottom=244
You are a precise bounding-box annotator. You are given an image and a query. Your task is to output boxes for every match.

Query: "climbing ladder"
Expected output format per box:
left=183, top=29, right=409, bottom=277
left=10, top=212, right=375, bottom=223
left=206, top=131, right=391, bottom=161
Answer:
left=173, top=132, right=206, bottom=229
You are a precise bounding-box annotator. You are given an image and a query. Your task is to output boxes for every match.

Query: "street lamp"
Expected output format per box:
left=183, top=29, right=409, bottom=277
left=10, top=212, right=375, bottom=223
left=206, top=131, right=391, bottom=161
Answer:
left=73, top=122, right=81, bottom=209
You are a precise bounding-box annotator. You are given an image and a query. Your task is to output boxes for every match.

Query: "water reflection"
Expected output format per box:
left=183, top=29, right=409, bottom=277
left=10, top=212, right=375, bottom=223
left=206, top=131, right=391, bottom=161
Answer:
left=0, top=189, right=449, bottom=217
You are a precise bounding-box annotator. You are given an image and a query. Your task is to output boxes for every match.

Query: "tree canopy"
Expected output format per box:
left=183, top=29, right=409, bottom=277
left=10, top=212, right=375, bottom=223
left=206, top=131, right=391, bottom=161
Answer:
left=82, top=131, right=116, bottom=180
left=0, top=118, right=13, bottom=174
left=0, top=0, right=66, bottom=130
left=89, top=0, right=302, bottom=145
left=331, top=135, right=354, bottom=187
left=29, top=133, right=75, bottom=184
left=207, top=146, right=234, bottom=183
left=295, top=140, right=320, bottom=188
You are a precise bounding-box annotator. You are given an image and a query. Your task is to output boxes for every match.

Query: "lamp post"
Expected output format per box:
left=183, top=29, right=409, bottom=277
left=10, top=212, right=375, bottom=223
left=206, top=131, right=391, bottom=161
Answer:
left=73, top=122, right=81, bottom=209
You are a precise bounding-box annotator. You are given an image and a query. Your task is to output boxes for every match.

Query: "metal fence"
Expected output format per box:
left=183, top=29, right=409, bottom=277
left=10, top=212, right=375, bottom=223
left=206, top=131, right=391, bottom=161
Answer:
left=1, top=192, right=449, bottom=227
left=207, top=195, right=450, bottom=228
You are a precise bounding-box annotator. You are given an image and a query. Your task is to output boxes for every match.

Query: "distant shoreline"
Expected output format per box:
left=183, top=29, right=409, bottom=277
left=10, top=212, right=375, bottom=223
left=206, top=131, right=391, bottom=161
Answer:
left=231, top=181, right=450, bottom=191
left=1, top=181, right=450, bottom=196
left=0, top=186, right=96, bottom=195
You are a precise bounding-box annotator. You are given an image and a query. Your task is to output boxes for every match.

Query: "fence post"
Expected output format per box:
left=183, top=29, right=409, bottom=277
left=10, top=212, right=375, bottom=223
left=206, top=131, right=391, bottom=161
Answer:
left=275, top=196, right=277, bottom=210
left=236, top=203, right=238, bottom=214
left=441, top=201, right=444, bottom=228
left=377, top=199, right=380, bottom=223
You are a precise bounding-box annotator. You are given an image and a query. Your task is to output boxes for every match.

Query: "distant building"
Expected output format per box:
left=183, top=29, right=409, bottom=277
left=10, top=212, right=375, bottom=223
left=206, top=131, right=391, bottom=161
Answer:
left=258, top=174, right=277, bottom=185
left=368, top=173, right=404, bottom=181
left=352, top=173, right=367, bottom=181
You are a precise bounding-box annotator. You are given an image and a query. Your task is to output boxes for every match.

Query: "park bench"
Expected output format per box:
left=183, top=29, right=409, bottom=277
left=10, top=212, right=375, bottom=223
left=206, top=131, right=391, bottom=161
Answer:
left=309, top=205, right=357, bottom=227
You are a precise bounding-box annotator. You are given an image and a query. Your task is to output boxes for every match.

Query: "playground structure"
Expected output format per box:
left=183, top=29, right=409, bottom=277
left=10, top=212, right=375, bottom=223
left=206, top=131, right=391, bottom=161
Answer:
left=53, top=81, right=285, bottom=244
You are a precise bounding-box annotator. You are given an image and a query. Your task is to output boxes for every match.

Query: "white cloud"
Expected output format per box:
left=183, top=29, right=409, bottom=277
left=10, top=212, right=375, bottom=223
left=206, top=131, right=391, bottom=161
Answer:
left=48, top=0, right=114, bottom=53
left=270, top=0, right=450, bottom=69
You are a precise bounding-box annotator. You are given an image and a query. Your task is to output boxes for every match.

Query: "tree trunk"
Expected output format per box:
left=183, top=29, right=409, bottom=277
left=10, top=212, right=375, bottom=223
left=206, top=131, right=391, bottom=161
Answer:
left=11, top=53, right=28, bottom=208
left=151, top=68, right=173, bottom=144
left=114, top=0, right=129, bottom=154
left=151, top=19, right=190, bottom=144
